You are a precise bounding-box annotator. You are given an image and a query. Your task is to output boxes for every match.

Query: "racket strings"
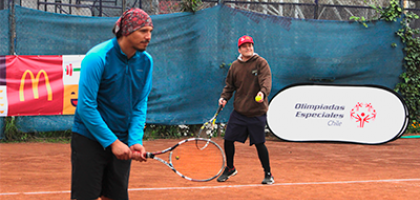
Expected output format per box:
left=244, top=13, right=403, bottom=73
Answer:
left=205, top=123, right=216, bottom=136
left=197, top=123, right=217, bottom=139
left=171, top=140, right=224, bottom=181
left=196, top=124, right=216, bottom=149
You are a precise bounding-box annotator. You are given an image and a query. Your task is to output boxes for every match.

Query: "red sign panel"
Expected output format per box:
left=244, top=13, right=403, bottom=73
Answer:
left=6, top=56, right=64, bottom=116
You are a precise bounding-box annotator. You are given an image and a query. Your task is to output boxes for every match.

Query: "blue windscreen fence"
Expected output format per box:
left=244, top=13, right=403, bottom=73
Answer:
left=0, top=9, right=9, bottom=55
left=0, top=5, right=404, bottom=136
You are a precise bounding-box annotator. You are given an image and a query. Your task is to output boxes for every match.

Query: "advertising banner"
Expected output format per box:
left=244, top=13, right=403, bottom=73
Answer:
left=0, top=56, right=6, bottom=117
left=62, top=55, right=83, bottom=115
left=267, top=84, right=409, bottom=144
left=6, top=56, right=64, bottom=116
left=1, top=55, right=84, bottom=116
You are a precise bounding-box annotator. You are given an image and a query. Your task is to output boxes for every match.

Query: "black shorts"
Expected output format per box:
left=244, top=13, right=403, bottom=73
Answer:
left=224, top=110, right=267, bottom=146
left=71, top=132, right=132, bottom=200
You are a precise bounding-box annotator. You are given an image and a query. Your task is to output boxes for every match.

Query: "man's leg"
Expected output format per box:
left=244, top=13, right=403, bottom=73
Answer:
left=255, top=143, right=270, bottom=173
left=71, top=133, right=107, bottom=199
left=225, top=140, right=235, bottom=169
left=217, top=140, right=238, bottom=182
left=255, top=143, right=274, bottom=184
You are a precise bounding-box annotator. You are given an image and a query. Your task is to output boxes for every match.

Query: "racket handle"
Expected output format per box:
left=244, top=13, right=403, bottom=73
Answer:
left=145, top=152, right=154, bottom=159
left=132, top=151, right=150, bottom=160
left=216, top=104, right=223, bottom=114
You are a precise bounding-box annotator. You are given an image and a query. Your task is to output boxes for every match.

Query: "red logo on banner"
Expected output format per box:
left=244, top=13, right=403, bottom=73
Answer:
left=350, top=103, right=377, bottom=128
left=6, top=56, right=64, bottom=116
left=66, top=64, right=73, bottom=76
left=19, top=70, right=53, bottom=101
left=64, top=63, right=80, bottom=77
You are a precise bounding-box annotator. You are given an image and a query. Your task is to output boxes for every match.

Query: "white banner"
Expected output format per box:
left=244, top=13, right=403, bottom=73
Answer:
left=267, top=84, right=409, bottom=144
left=62, top=55, right=84, bottom=114
left=62, top=55, right=84, bottom=85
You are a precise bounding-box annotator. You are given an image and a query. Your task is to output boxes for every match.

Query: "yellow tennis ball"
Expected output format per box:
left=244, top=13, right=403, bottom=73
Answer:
left=255, top=96, right=262, bottom=102
left=175, top=156, right=180, bottom=160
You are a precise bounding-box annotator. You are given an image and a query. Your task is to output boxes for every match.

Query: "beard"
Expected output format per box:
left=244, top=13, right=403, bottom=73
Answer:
left=134, top=40, right=150, bottom=52
left=134, top=42, right=149, bottom=51
left=135, top=47, right=147, bottom=52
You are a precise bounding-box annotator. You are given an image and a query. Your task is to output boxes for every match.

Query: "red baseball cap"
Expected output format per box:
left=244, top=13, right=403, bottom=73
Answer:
left=238, top=35, right=254, bottom=47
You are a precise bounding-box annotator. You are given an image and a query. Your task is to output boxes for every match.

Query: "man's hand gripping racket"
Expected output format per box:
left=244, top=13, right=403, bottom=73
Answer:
left=135, top=138, right=226, bottom=182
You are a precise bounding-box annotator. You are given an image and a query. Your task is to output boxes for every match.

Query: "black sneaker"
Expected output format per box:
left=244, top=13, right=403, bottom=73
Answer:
left=262, top=172, right=274, bottom=184
left=217, top=166, right=237, bottom=182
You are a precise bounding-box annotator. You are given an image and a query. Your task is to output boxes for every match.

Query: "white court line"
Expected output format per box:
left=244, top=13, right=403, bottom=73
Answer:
left=1, top=178, right=420, bottom=196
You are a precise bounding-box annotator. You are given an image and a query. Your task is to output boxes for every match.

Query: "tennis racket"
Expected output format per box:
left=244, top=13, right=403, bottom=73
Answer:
left=197, top=104, right=223, bottom=140
left=144, top=138, right=226, bottom=182
left=196, top=105, right=223, bottom=149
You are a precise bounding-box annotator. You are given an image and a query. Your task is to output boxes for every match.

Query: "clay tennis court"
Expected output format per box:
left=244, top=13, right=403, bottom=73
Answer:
left=1, top=136, right=420, bottom=200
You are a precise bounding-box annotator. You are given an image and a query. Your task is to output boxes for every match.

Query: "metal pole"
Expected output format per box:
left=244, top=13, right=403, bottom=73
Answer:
left=8, top=0, right=15, bottom=55
left=122, top=0, right=126, bottom=13
left=1, top=0, right=4, bottom=10
left=99, top=0, right=102, bottom=16
left=314, top=0, right=318, bottom=19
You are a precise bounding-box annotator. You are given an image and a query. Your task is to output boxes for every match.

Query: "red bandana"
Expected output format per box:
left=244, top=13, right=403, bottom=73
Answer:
left=113, top=8, right=153, bottom=36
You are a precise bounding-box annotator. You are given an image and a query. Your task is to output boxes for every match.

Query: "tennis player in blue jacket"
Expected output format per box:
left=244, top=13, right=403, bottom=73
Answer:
left=71, top=8, right=153, bottom=200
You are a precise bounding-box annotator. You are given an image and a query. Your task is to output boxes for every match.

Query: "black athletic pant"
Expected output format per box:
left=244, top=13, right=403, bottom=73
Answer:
left=224, top=140, right=271, bottom=173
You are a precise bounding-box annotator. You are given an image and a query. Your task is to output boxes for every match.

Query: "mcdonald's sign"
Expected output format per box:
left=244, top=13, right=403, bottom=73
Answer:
left=6, top=55, right=64, bottom=116
left=19, top=69, right=53, bottom=101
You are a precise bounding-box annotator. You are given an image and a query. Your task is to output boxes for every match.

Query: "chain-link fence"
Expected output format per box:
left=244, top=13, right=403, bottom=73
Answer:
left=14, top=0, right=420, bottom=36
left=2, top=0, right=418, bottom=20
left=1, top=0, right=419, bottom=55
left=1, top=0, right=218, bottom=16
left=10, top=0, right=134, bottom=17
left=406, top=0, right=420, bottom=33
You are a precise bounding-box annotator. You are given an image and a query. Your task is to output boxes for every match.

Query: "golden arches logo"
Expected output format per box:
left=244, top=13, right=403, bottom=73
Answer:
left=19, top=70, right=53, bottom=101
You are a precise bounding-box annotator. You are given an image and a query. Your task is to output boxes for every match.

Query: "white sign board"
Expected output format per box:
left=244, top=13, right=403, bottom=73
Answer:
left=267, top=84, right=409, bottom=144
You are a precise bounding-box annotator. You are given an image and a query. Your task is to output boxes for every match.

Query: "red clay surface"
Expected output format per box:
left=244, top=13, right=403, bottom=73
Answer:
left=1, top=137, right=420, bottom=200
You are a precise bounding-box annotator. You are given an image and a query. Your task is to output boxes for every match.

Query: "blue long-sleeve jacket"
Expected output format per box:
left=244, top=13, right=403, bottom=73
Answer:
left=72, top=37, right=153, bottom=148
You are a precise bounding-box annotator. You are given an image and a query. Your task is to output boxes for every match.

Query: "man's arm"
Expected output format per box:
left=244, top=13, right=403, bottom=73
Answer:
left=128, top=55, right=153, bottom=147
left=257, top=59, right=272, bottom=98
left=220, top=65, right=236, bottom=101
left=77, top=53, right=118, bottom=148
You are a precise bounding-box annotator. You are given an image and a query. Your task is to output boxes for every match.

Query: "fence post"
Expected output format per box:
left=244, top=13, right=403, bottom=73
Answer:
left=0, top=116, right=4, bottom=140
left=122, top=0, right=126, bottom=13
left=8, top=0, right=15, bottom=55
left=314, top=0, right=318, bottom=19
left=99, top=0, right=102, bottom=16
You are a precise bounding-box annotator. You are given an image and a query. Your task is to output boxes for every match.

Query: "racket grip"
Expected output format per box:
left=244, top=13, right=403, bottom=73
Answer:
left=132, top=151, right=152, bottom=159
left=217, top=104, right=223, bottom=113
left=132, top=151, right=144, bottom=160
left=145, top=152, right=154, bottom=159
